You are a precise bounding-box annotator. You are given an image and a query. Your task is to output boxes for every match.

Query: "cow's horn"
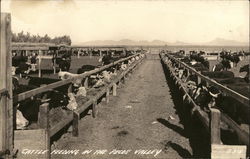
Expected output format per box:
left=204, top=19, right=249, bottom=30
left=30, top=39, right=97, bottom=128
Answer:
left=209, top=91, right=220, bottom=98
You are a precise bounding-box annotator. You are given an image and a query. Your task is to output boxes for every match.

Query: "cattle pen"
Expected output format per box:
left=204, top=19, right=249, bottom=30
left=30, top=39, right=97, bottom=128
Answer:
left=1, top=12, right=250, bottom=159
left=1, top=13, right=146, bottom=159
left=160, top=53, right=249, bottom=158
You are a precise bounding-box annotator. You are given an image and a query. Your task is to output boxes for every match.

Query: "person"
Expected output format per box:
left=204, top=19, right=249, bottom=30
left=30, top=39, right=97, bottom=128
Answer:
left=30, top=53, right=37, bottom=71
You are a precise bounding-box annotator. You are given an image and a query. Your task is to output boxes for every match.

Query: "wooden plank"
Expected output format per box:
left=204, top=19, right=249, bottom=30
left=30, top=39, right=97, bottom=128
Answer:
left=49, top=114, right=73, bottom=137
left=75, top=99, right=93, bottom=115
left=12, top=46, right=49, bottom=51
left=72, top=112, right=79, bottom=137
left=0, top=13, right=13, bottom=158
left=210, top=108, right=221, bottom=144
left=92, top=101, right=97, bottom=118
left=112, top=83, right=117, bottom=96
left=38, top=103, right=49, bottom=129
left=14, top=129, right=50, bottom=159
left=211, top=144, right=246, bottom=159
left=221, top=113, right=249, bottom=146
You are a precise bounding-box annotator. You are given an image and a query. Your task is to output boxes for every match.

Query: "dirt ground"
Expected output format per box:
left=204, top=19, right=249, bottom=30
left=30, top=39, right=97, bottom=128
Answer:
left=51, top=58, right=202, bottom=159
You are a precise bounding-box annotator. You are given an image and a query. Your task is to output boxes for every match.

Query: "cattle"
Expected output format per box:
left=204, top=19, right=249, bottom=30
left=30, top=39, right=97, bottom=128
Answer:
left=239, top=64, right=249, bottom=83
left=16, top=108, right=29, bottom=130
left=202, top=71, right=234, bottom=79
left=13, top=79, right=41, bottom=129
left=100, top=54, right=113, bottom=65
left=58, top=59, right=71, bottom=71
left=77, top=65, right=99, bottom=87
left=92, top=50, right=100, bottom=56
left=77, top=65, right=98, bottom=74
left=212, top=63, right=224, bottom=72
left=13, top=77, right=74, bottom=129
left=15, top=62, right=32, bottom=78
left=12, top=54, right=28, bottom=67
left=188, top=83, right=249, bottom=125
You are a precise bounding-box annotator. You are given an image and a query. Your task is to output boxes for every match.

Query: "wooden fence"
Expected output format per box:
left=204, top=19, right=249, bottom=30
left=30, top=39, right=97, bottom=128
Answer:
left=160, top=53, right=249, bottom=158
left=0, top=13, right=13, bottom=159
left=13, top=53, right=144, bottom=159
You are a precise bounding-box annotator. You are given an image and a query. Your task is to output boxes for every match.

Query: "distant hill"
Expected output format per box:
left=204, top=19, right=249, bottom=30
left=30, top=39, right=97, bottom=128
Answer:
left=204, top=38, right=249, bottom=46
left=73, top=38, right=248, bottom=46
left=74, top=39, right=190, bottom=46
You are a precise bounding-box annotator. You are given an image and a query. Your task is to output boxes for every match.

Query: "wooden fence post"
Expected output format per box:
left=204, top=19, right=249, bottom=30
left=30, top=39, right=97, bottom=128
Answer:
left=197, top=71, right=201, bottom=85
left=100, top=50, right=102, bottom=57
left=84, top=77, right=88, bottom=89
left=0, top=13, right=13, bottom=159
left=38, top=103, right=49, bottom=129
left=112, top=83, right=117, bottom=96
left=38, top=51, right=42, bottom=78
left=38, top=103, right=50, bottom=159
left=77, top=50, right=80, bottom=59
left=106, top=87, right=110, bottom=103
left=72, top=112, right=79, bottom=137
left=92, top=100, right=97, bottom=118
left=210, top=108, right=221, bottom=144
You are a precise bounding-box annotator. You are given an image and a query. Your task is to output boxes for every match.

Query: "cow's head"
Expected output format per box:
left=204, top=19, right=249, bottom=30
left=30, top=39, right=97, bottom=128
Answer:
left=239, top=64, right=249, bottom=73
left=192, top=84, right=221, bottom=111
left=16, top=108, right=29, bottom=130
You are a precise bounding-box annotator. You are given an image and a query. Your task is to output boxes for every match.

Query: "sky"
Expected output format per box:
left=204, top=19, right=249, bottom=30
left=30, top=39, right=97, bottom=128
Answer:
left=1, top=0, right=249, bottom=45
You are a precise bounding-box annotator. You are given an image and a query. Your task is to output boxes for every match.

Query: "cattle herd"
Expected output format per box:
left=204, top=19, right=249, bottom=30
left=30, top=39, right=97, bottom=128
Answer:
left=161, top=50, right=249, bottom=131
left=12, top=50, right=145, bottom=130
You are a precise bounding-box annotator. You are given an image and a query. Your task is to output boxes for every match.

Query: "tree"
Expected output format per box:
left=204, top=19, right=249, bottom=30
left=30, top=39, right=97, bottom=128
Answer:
left=11, top=31, right=72, bottom=45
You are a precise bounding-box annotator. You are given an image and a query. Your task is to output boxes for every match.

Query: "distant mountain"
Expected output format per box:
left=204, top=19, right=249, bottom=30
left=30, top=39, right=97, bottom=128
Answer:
left=73, top=38, right=248, bottom=46
left=204, top=38, right=249, bottom=46
left=75, top=39, right=173, bottom=46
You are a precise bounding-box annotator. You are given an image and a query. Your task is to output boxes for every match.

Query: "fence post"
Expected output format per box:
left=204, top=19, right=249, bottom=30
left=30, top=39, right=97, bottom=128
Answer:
left=72, top=112, right=79, bottom=137
left=38, top=50, right=42, bottom=77
left=100, top=50, right=102, bottom=57
left=0, top=13, right=13, bottom=159
left=38, top=103, right=49, bottom=129
left=210, top=108, right=221, bottom=144
left=77, top=50, right=80, bottom=59
left=106, top=87, right=110, bottom=103
left=92, top=100, right=97, bottom=118
left=197, top=71, right=201, bottom=85
left=112, top=83, right=117, bottom=96
left=84, top=77, right=88, bottom=89
left=38, top=103, right=50, bottom=159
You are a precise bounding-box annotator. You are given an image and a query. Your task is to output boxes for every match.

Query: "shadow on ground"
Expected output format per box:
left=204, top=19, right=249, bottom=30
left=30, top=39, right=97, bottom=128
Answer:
left=160, top=58, right=210, bottom=158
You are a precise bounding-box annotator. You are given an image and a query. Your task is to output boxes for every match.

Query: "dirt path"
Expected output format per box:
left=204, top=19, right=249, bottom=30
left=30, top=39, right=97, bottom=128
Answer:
left=52, top=59, right=193, bottom=159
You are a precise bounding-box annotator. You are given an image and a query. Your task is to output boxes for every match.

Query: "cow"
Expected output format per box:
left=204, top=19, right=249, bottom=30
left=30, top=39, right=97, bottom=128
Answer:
left=212, top=63, right=224, bottom=72
left=13, top=76, right=73, bottom=129
left=201, top=70, right=234, bottom=79
left=77, top=65, right=99, bottom=87
left=100, top=53, right=113, bottom=65
left=58, top=59, right=71, bottom=71
left=239, top=64, right=249, bottom=83
left=92, top=50, right=100, bottom=56
left=189, top=83, right=249, bottom=125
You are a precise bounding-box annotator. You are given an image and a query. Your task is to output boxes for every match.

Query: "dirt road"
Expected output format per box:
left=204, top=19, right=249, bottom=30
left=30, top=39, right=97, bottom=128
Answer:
left=52, top=59, right=195, bottom=159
